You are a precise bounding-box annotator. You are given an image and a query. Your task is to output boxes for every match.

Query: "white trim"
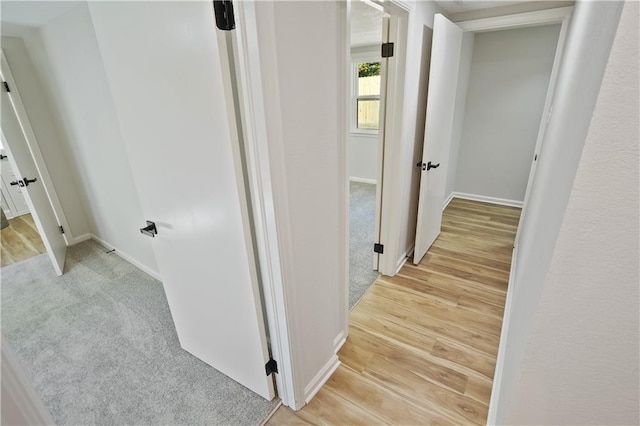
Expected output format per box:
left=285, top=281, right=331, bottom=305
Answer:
left=394, top=243, right=414, bottom=275
left=230, top=0, right=300, bottom=409
left=457, top=6, right=573, bottom=32
left=442, top=192, right=455, bottom=210
left=1, top=335, right=54, bottom=425
left=88, top=234, right=162, bottom=282
left=333, top=330, right=347, bottom=354
left=70, top=233, right=92, bottom=245
left=349, top=176, right=377, bottom=185
left=451, top=192, right=523, bottom=208
left=376, top=3, right=410, bottom=277
left=0, top=51, right=74, bottom=245
left=303, top=355, right=341, bottom=405
left=514, top=9, right=572, bottom=249
left=486, top=245, right=518, bottom=425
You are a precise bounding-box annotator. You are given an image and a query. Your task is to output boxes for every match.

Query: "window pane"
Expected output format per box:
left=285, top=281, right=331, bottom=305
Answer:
left=358, top=62, right=381, bottom=96
left=357, top=99, right=380, bottom=130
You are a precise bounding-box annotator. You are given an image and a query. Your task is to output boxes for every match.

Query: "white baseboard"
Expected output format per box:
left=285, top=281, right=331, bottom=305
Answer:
left=71, top=233, right=92, bottom=244
left=393, top=243, right=414, bottom=275
left=304, top=355, right=341, bottom=405
left=80, top=234, right=162, bottom=282
left=443, top=192, right=455, bottom=210
left=333, top=330, right=347, bottom=354
left=451, top=192, right=523, bottom=208
left=349, top=176, right=377, bottom=185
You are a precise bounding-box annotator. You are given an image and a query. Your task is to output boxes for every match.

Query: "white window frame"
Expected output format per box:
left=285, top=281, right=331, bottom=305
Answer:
left=351, top=51, right=381, bottom=135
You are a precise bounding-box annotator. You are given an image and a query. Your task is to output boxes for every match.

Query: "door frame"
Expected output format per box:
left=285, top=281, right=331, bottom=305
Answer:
left=1, top=52, right=73, bottom=245
left=448, top=7, right=574, bottom=425
left=221, top=0, right=299, bottom=409
left=374, top=0, right=412, bottom=277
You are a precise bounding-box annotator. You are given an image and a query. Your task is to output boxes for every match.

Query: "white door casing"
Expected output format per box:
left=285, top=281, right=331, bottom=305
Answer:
left=413, top=14, right=463, bottom=264
left=87, top=1, right=275, bottom=399
left=1, top=68, right=67, bottom=276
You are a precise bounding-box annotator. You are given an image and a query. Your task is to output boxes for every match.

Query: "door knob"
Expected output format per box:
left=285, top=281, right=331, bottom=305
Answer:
left=9, top=180, right=23, bottom=187
left=22, top=177, right=37, bottom=186
left=140, top=221, right=157, bottom=238
left=0, top=154, right=7, bottom=160
left=426, top=161, right=440, bottom=171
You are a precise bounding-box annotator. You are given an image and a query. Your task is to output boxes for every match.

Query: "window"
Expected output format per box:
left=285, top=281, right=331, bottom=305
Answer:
left=353, top=59, right=381, bottom=132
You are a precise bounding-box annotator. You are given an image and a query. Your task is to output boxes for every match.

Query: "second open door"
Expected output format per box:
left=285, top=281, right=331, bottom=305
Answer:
left=414, top=15, right=463, bottom=264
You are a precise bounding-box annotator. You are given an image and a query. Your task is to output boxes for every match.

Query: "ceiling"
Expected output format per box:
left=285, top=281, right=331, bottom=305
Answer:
left=351, top=0, right=384, bottom=47
left=434, top=0, right=531, bottom=14
left=1, top=1, right=82, bottom=35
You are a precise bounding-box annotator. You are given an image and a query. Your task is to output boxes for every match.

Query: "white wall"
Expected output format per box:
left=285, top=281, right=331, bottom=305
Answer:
left=453, top=24, right=560, bottom=203
left=0, top=36, right=90, bottom=238
left=504, top=2, right=638, bottom=422
left=347, top=133, right=378, bottom=182
left=490, top=1, right=625, bottom=422
left=444, top=31, right=474, bottom=200
left=254, top=0, right=345, bottom=406
left=393, top=0, right=445, bottom=265
left=20, top=4, right=157, bottom=274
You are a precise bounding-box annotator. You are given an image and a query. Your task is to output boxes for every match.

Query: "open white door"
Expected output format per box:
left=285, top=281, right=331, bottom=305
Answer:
left=1, top=62, right=67, bottom=276
left=87, top=2, right=275, bottom=399
left=414, top=15, right=463, bottom=264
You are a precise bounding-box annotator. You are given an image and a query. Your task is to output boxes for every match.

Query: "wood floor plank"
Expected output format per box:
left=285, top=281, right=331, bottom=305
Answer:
left=294, top=387, right=386, bottom=425
left=326, top=366, right=453, bottom=425
left=267, top=199, right=520, bottom=426
left=265, top=407, right=312, bottom=425
left=1, top=214, right=46, bottom=266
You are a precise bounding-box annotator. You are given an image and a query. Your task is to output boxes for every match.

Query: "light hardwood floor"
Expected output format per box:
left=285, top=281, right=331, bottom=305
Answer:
left=266, top=198, right=521, bottom=425
left=1, top=213, right=46, bottom=267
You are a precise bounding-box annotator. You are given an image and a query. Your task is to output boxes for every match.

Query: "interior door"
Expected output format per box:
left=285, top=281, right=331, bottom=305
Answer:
left=87, top=2, right=275, bottom=399
left=414, top=14, right=463, bottom=264
left=0, top=67, right=67, bottom=276
left=0, top=148, right=30, bottom=217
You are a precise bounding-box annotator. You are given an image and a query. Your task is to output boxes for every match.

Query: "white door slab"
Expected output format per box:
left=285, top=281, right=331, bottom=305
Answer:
left=88, top=2, right=275, bottom=399
left=414, top=14, right=463, bottom=264
left=1, top=66, right=66, bottom=276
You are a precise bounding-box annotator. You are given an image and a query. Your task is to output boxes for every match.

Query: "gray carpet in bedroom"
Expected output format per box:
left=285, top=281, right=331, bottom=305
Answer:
left=349, top=181, right=380, bottom=309
left=1, top=240, right=278, bottom=425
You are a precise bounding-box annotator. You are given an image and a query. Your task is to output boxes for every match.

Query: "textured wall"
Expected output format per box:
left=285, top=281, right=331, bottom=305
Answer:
left=505, top=2, right=639, bottom=423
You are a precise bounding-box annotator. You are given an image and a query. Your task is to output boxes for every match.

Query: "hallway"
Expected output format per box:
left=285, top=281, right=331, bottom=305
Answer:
left=267, top=198, right=520, bottom=424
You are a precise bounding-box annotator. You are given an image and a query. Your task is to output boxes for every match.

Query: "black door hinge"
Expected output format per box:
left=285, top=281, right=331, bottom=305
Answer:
left=381, top=42, right=394, bottom=58
left=265, top=358, right=278, bottom=376
left=3, top=81, right=10, bottom=92
left=59, top=225, right=65, bottom=234
left=374, top=243, right=384, bottom=254
left=213, top=0, right=235, bottom=31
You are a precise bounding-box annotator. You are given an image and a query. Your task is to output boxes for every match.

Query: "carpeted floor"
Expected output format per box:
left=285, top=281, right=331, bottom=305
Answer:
left=1, top=240, right=279, bottom=425
left=349, top=181, right=380, bottom=309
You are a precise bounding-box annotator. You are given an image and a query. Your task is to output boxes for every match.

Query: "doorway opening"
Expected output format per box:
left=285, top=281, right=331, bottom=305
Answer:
left=347, top=0, right=387, bottom=309
left=1, top=54, right=70, bottom=275
left=0, top=140, right=47, bottom=267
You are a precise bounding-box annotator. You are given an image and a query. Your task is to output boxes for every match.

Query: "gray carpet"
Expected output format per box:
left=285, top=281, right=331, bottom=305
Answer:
left=349, top=182, right=380, bottom=309
left=1, top=240, right=279, bottom=425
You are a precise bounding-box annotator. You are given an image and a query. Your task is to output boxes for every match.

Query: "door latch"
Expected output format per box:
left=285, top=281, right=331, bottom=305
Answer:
left=140, top=221, right=157, bottom=238
left=9, top=180, right=24, bottom=187
left=23, top=177, right=37, bottom=186
left=416, top=161, right=441, bottom=171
